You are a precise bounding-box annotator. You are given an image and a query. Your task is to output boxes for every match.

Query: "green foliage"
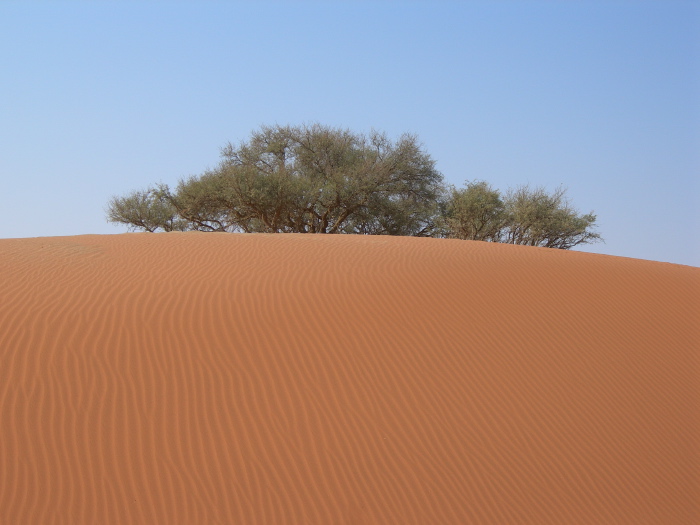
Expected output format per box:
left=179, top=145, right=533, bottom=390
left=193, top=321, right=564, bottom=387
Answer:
left=108, top=124, right=444, bottom=236
left=442, top=182, right=602, bottom=249
left=443, top=181, right=505, bottom=241
left=106, top=188, right=188, bottom=232
left=106, top=123, right=602, bottom=250
left=501, top=185, right=601, bottom=249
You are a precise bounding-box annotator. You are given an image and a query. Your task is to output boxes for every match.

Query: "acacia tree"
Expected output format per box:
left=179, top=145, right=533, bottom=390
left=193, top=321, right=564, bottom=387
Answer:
left=442, top=181, right=601, bottom=249
left=501, top=185, right=601, bottom=249
left=443, top=181, right=505, bottom=241
left=106, top=188, right=188, bottom=232
left=107, top=123, right=601, bottom=249
left=107, top=124, right=444, bottom=235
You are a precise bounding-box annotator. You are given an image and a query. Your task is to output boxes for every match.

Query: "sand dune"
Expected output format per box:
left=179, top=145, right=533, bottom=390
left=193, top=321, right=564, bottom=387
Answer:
left=0, top=232, right=698, bottom=524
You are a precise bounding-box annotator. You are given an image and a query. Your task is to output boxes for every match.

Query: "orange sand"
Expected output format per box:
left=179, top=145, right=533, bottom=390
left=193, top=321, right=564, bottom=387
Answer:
left=0, top=233, right=698, bottom=524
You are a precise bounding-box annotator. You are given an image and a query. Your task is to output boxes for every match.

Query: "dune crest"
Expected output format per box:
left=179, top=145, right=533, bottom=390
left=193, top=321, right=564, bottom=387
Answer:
left=1, top=233, right=698, bottom=524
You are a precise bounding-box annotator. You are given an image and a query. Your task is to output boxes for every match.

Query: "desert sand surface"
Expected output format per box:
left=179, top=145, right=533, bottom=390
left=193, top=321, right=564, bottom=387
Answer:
left=0, top=232, right=698, bottom=524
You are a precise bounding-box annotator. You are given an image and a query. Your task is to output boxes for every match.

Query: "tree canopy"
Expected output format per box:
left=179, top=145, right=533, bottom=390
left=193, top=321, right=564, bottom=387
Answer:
left=109, top=124, right=443, bottom=236
left=443, top=181, right=601, bottom=249
left=107, top=123, right=602, bottom=250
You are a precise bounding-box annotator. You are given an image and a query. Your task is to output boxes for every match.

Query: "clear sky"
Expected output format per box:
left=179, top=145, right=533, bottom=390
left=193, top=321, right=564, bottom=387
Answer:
left=1, top=1, right=698, bottom=266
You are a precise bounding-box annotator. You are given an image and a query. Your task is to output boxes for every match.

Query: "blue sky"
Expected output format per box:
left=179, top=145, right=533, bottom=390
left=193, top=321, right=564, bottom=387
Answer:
left=1, top=1, right=698, bottom=266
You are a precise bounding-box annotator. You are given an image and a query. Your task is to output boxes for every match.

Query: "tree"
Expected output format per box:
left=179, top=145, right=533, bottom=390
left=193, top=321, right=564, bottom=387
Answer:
left=106, top=188, right=188, bottom=232
left=442, top=180, right=505, bottom=241
left=107, top=123, right=602, bottom=250
left=500, top=185, right=601, bottom=249
left=107, top=124, right=445, bottom=236
left=443, top=182, right=602, bottom=249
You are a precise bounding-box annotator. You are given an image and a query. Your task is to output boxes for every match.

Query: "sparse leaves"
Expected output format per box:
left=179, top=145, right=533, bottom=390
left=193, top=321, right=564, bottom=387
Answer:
left=106, top=124, right=602, bottom=250
left=106, top=188, right=188, bottom=232
left=442, top=182, right=602, bottom=249
left=107, top=124, right=444, bottom=236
